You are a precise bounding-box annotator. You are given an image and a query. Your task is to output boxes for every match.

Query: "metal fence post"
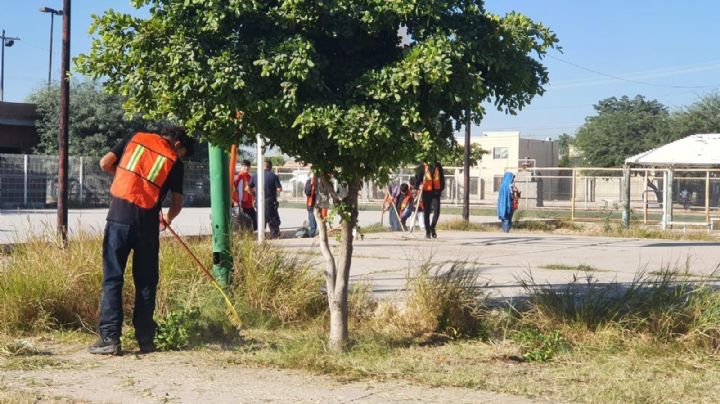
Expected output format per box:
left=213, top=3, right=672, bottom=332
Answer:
left=571, top=169, right=577, bottom=222
left=706, top=170, right=710, bottom=225
left=79, top=156, right=84, bottom=206
left=23, top=154, right=28, bottom=206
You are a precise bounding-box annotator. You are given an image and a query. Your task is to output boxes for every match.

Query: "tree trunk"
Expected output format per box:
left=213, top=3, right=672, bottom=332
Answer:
left=315, top=177, right=359, bottom=352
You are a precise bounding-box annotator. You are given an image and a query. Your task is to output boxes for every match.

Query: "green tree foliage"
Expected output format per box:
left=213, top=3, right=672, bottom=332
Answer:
left=669, top=92, right=720, bottom=138
left=441, top=143, right=487, bottom=167
left=557, top=133, right=573, bottom=167
left=76, top=0, right=558, bottom=350
left=28, top=81, right=146, bottom=157
left=574, top=95, right=670, bottom=167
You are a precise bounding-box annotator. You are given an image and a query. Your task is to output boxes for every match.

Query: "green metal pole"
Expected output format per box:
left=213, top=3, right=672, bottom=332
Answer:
left=208, top=142, right=232, bottom=287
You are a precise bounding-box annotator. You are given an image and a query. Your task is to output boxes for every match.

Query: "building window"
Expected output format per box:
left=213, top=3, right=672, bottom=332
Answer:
left=493, top=175, right=504, bottom=192
left=493, top=147, right=509, bottom=159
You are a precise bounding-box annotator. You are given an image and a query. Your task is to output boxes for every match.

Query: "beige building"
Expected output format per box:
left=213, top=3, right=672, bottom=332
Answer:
left=470, top=131, right=559, bottom=199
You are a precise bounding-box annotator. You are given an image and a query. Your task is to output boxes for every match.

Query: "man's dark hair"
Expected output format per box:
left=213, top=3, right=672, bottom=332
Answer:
left=160, top=125, right=196, bottom=158
left=264, top=159, right=272, bottom=169
left=241, top=159, right=251, bottom=167
left=400, top=183, right=409, bottom=193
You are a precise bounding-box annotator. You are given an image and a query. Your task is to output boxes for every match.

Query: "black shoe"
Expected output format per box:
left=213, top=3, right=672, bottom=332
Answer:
left=431, top=229, right=437, bottom=238
left=138, top=342, right=156, bottom=354
left=425, top=232, right=431, bottom=239
left=88, top=336, right=121, bottom=356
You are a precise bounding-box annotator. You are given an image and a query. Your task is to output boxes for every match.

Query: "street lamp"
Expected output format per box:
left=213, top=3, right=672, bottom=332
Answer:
left=0, top=29, right=21, bottom=102
left=39, top=7, right=63, bottom=86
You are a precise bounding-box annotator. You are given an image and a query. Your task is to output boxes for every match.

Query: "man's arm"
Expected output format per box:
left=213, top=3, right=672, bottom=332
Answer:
left=162, top=192, right=183, bottom=225
left=275, top=174, right=283, bottom=193
left=99, top=152, right=118, bottom=175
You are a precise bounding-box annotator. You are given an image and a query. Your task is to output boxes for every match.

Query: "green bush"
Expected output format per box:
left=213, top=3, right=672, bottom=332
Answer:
left=155, top=307, right=202, bottom=351
left=513, top=328, right=569, bottom=362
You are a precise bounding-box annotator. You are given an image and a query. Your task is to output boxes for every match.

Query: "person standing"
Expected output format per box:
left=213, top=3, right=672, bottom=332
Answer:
left=304, top=172, right=329, bottom=237
left=415, top=160, right=445, bottom=238
left=90, top=126, right=195, bottom=355
left=233, top=159, right=257, bottom=231
left=250, top=159, right=283, bottom=238
left=497, top=172, right=520, bottom=233
left=304, top=173, right=318, bottom=236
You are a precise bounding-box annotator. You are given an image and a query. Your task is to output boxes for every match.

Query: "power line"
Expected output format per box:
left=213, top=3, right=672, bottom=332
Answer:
left=548, top=55, right=720, bottom=90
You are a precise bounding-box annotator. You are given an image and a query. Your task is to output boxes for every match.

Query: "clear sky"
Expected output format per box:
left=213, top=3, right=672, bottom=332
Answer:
left=2, top=1, right=719, bottom=139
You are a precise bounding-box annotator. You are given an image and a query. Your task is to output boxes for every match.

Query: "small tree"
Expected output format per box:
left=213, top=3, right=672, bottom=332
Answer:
left=77, top=0, right=558, bottom=351
left=28, top=81, right=146, bottom=157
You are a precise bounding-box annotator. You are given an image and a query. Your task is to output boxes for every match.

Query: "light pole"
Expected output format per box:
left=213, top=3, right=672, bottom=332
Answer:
left=39, top=7, right=63, bottom=86
left=57, top=0, right=71, bottom=243
left=0, top=29, right=20, bottom=102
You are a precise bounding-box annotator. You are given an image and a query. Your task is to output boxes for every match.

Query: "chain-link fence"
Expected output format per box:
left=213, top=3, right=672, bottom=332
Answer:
left=2, top=154, right=719, bottom=227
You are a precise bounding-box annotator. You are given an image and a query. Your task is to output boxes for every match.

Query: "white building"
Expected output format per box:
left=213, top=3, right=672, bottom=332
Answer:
left=469, top=131, right=559, bottom=199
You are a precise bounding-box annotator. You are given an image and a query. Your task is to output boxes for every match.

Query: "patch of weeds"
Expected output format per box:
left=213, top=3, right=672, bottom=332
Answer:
left=359, top=222, right=388, bottom=234
left=155, top=307, right=202, bottom=351
left=512, top=328, right=569, bottom=363
left=541, top=263, right=604, bottom=272
left=437, top=219, right=496, bottom=232
left=1, top=356, right=74, bottom=371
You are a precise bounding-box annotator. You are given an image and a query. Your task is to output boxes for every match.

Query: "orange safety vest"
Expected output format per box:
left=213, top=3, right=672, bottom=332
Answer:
left=422, top=163, right=441, bottom=191
left=110, top=132, right=177, bottom=209
left=307, top=175, right=316, bottom=208
left=400, top=192, right=413, bottom=211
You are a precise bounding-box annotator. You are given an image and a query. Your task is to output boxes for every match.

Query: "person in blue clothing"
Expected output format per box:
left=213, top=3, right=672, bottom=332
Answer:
left=497, top=172, right=520, bottom=233
left=250, top=159, right=283, bottom=238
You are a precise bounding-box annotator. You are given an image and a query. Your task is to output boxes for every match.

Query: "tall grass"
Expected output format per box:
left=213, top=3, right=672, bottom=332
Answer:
left=516, top=264, right=720, bottom=351
left=0, top=232, right=324, bottom=336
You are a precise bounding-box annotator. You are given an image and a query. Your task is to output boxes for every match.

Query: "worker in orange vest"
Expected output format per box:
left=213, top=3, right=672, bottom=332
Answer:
left=232, top=159, right=257, bottom=231
left=91, top=126, right=195, bottom=355
left=415, top=160, right=445, bottom=238
left=304, top=172, right=329, bottom=237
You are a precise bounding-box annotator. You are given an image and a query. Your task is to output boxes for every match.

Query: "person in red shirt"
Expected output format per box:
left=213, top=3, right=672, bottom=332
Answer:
left=233, top=160, right=257, bottom=230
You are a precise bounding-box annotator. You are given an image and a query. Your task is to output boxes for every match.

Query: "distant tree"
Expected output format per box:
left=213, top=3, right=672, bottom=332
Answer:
left=557, top=133, right=574, bottom=167
left=669, top=92, right=720, bottom=138
left=77, top=0, right=558, bottom=351
left=28, top=81, right=146, bottom=157
left=574, top=95, right=670, bottom=167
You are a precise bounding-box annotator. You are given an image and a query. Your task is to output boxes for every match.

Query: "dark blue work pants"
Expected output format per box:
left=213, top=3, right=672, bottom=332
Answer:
left=98, top=220, right=159, bottom=345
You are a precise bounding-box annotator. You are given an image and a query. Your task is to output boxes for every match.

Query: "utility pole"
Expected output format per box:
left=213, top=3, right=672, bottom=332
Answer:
left=57, top=0, right=71, bottom=243
left=0, top=30, right=20, bottom=102
left=39, top=7, right=63, bottom=86
left=462, top=109, right=471, bottom=222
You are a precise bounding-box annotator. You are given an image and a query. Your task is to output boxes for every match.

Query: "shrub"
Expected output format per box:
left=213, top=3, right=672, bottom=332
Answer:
left=401, top=260, right=487, bottom=338
left=155, top=307, right=202, bottom=351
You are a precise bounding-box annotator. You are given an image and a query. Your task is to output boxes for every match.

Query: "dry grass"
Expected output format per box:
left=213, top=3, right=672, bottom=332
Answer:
left=6, top=233, right=720, bottom=402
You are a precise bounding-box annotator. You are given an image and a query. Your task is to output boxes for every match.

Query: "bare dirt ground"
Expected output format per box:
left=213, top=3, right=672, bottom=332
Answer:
left=0, top=340, right=539, bottom=404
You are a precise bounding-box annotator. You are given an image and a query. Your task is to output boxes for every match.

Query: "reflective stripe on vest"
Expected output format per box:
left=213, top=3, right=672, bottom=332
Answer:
left=110, top=132, right=178, bottom=209
left=422, top=164, right=441, bottom=191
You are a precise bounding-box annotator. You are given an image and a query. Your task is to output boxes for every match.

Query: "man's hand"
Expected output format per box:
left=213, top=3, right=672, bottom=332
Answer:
left=159, top=212, right=171, bottom=231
